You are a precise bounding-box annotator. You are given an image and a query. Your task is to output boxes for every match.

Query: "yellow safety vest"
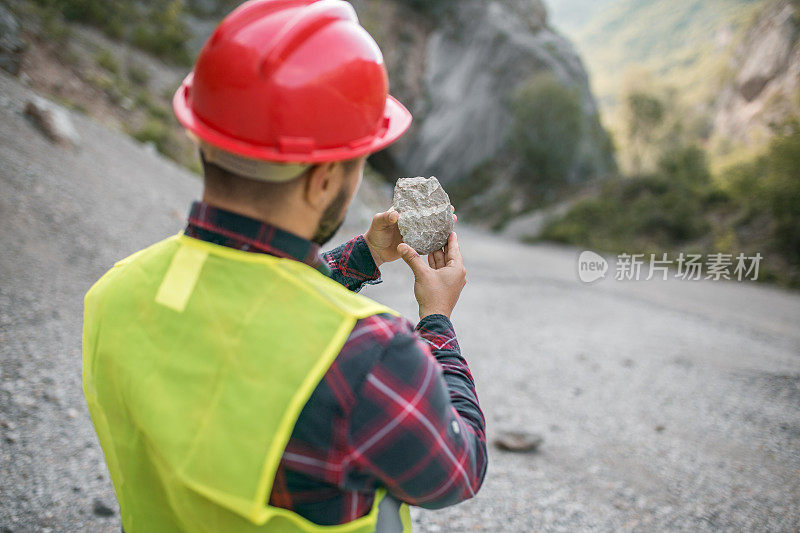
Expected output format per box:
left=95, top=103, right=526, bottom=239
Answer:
left=83, top=233, right=413, bottom=532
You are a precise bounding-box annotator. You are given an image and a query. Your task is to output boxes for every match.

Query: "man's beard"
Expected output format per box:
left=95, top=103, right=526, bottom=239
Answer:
left=311, top=185, right=350, bottom=246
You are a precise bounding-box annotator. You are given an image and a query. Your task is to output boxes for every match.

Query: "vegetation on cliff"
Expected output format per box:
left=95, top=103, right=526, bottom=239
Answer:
left=33, top=0, right=193, bottom=64
left=538, top=0, right=800, bottom=286
left=541, top=91, right=800, bottom=286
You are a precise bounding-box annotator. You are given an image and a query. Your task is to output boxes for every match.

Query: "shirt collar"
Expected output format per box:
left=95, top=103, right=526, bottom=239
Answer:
left=184, top=201, right=332, bottom=276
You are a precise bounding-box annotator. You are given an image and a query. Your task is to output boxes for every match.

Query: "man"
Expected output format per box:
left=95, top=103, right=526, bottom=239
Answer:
left=82, top=1, right=487, bottom=532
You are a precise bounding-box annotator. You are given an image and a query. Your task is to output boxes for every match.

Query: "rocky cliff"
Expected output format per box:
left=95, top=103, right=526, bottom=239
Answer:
left=713, top=0, right=800, bottom=146
left=352, top=0, right=615, bottom=226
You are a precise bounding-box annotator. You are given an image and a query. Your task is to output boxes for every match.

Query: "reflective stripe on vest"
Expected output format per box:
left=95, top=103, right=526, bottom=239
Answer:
left=83, top=233, right=412, bottom=532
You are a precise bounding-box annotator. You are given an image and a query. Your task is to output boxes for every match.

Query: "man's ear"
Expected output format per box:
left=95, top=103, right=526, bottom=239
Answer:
left=302, top=162, right=339, bottom=209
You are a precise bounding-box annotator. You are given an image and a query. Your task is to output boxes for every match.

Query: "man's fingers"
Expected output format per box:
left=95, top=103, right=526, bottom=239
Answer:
left=374, top=209, right=399, bottom=228
left=398, top=243, right=428, bottom=278
left=445, top=232, right=462, bottom=265
left=433, top=249, right=445, bottom=269
left=428, top=253, right=435, bottom=269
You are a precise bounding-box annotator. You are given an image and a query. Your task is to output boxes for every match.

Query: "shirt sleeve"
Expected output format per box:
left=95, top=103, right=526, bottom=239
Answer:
left=343, top=314, right=488, bottom=509
left=322, top=235, right=382, bottom=293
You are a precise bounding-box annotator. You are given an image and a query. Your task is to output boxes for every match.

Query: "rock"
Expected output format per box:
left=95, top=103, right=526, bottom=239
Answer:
left=735, top=4, right=795, bottom=102
left=142, top=141, right=158, bottom=155
left=92, top=498, right=115, bottom=517
left=504, top=0, right=549, bottom=32
left=24, top=97, right=80, bottom=148
left=0, top=4, right=27, bottom=76
left=392, top=176, right=454, bottom=254
left=493, top=430, right=544, bottom=453
left=713, top=1, right=800, bottom=146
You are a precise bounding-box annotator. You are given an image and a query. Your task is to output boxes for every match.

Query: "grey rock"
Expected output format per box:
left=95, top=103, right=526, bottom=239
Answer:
left=392, top=176, right=454, bottom=255
left=91, top=498, right=115, bottom=517
left=24, top=97, right=80, bottom=149
left=493, top=430, right=544, bottom=453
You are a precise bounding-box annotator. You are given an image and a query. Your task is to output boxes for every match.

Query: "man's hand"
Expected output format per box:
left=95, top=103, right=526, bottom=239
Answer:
left=364, top=209, right=403, bottom=268
left=397, top=232, right=466, bottom=319
left=365, top=208, right=457, bottom=268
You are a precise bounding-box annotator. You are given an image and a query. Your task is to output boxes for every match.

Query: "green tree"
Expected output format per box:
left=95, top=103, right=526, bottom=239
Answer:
left=624, top=90, right=665, bottom=176
left=510, top=73, right=584, bottom=195
left=762, top=123, right=800, bottom=263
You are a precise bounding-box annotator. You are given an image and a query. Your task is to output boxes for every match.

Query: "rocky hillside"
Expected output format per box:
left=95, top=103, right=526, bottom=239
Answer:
left=354, top=0, right=615, bottom=227
left=713, top=0, right=800, bottom=149
left=553, top=0, right=765, bottom=112
left=544, top=0, right=800, bottom=158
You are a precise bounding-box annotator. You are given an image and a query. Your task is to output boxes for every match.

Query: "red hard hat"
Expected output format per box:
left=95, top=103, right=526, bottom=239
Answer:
left=173, top=0, right=412, bottom=163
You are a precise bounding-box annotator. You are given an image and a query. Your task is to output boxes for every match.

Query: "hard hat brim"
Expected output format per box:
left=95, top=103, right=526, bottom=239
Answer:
left=173, top=74, right=412, bottom=164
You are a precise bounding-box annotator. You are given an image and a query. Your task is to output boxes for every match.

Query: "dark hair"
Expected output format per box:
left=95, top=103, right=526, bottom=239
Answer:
left=200, top=152, right=305, bottom=205
left=200, top=151, right=361, bottom=205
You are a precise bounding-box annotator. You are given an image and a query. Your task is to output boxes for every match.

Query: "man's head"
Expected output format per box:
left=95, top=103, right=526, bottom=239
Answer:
left=201, top=151, right=366, bottom=246
left=174, top=0, right=413, bottom=242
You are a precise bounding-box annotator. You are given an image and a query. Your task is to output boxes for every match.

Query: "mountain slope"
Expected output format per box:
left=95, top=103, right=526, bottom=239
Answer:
left=555, top=0, right=764, bottom=110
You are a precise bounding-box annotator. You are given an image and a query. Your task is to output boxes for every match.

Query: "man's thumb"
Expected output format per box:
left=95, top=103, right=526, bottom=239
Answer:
left=397, top=243, right=427, bottom=277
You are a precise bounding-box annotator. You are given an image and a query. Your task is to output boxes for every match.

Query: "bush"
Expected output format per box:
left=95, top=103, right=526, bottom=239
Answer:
left=131, top=0, right=192, bottom=65
left=41, top=0, right=129, bottom=39
left=541, top=126, right=800, bottom=286
left=540, top=144, right=713, bottom=251
left=749, top=123, right=800, bottom=264
left=510, top=73, right=584, bottom=195
left=656, top=144, right=710, bottom=188
left=132, top=117, right=170, bottom=153
left=127, top=63, right=150, bottom=87
left=136, top=92, right=171, bottom=122
left=35, top=0, right=191, bottom=65
left=95, top=50, right=119, bottom=74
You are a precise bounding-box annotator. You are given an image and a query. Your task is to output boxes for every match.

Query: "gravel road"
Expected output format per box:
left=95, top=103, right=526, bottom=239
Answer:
left=1, top=71, right=799, bottom=532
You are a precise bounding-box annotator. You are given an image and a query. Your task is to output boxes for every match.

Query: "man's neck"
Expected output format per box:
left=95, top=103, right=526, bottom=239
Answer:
left=201, top=194, right=315, bottom=241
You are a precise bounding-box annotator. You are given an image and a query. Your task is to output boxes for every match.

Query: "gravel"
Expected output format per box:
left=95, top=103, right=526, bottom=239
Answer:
left=2, top=70, right=799, bottom=532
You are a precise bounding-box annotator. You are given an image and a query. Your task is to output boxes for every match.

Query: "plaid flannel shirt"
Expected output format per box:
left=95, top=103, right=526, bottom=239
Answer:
left=185, top=202, right=487, bottom=525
